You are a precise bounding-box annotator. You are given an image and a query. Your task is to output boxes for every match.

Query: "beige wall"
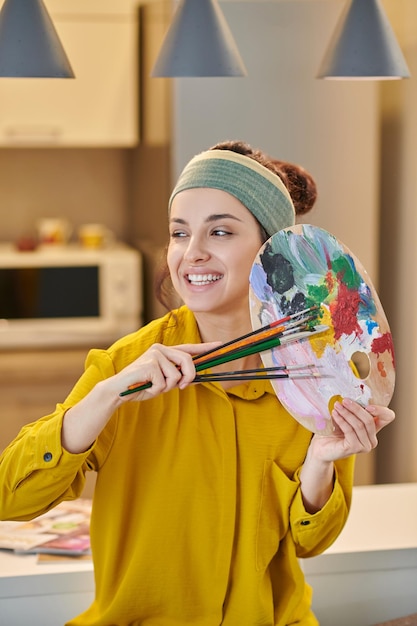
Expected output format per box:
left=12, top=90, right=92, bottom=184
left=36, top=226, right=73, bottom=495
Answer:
left=137, top=0, right=417, bottom=485
left=375, top=0, right=417, bottom=483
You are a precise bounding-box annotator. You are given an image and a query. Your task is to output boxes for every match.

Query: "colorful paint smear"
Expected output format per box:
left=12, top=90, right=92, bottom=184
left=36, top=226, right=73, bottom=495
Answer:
left=249, top=225, right=395, bottom=435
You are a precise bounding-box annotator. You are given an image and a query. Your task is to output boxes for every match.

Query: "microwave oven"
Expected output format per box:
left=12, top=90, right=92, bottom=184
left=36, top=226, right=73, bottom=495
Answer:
left=0, top=243, right=143, bottom=349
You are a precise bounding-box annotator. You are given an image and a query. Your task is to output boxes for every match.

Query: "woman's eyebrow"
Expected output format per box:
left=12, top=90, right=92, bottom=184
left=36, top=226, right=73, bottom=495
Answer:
left=206, top=213, right=243, bottom=223
left=169, top=213, right=243, bottom=226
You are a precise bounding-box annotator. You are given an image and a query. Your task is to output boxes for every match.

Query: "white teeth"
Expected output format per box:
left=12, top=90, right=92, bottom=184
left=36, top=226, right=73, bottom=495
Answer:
left=188, top=273, right=222, bottom=285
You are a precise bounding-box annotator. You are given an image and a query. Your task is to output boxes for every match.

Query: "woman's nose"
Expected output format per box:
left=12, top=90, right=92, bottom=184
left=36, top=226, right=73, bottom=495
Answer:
left=184, top=236, right=210, bottom=263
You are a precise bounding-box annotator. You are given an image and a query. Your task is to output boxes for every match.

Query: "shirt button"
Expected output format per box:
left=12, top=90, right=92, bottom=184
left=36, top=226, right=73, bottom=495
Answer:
left=300, top=520, right=311, bottom=526
left=43, top=452, right=53, bottom=462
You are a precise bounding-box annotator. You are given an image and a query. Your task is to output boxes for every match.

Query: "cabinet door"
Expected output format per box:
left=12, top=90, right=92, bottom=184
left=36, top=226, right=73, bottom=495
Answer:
left=0, top=16, right=139, bottom=146
left=0, top=349, right=86, bottom=449
left=46, top=0, right=135, bottom=14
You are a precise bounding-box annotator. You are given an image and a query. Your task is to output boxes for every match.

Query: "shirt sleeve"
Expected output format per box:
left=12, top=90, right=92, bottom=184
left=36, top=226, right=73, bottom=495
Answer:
left=289, top=456, right=355, bottom=558
left=0, top=348, right=117, bottom=522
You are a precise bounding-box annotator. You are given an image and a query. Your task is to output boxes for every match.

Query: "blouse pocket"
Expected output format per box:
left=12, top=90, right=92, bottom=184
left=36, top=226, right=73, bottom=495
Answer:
left=255, top=459, right=298, bottom=572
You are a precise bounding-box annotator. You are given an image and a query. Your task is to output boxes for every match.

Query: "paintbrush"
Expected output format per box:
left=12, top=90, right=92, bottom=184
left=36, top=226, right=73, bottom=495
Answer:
left=192, top=325, right=325, bottom=370
left=197, top=364, right=319, bottom=376
left=119, top=322, right=328, bottom=397
left=193, top=372, right=323, bottom=383
left=194, top=363, right=324, bottom=383
left=193, top=306, right=319, bottom=367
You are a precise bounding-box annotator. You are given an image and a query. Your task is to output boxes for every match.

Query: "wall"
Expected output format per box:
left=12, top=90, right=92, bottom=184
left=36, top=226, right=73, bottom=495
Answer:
left=376, top=0, right=417, bottom=483
left=168, top=0, right=381, bottom=483
left=171, top=0, right=380, bottom=279
left=138, top=0, right=417, bottom=485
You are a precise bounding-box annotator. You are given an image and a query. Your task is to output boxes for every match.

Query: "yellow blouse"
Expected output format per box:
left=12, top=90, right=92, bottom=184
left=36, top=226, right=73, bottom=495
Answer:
left=0, top=306, right=354, bottom=626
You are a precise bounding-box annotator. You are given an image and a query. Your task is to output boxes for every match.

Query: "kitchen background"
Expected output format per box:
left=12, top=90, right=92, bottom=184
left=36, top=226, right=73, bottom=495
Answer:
left=0, top=0, right=415, bottom=490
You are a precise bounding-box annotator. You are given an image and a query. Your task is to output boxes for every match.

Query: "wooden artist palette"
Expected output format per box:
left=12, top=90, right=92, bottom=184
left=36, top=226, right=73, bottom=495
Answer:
left=249, top=224, right=395, bottom=435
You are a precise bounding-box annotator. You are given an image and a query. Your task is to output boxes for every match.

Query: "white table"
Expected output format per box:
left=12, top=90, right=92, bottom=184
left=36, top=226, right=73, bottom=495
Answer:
left=0, top=550, right=94, bottom=626
left=302, top=482, right=417, bottom=626
left=1, top=484, right=416, bottom=626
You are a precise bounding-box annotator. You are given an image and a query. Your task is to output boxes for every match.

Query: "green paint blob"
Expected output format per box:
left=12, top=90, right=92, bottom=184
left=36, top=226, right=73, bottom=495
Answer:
left=306, top=282, right=329, bottom=307
left=332, top=255, right=361, bottom=290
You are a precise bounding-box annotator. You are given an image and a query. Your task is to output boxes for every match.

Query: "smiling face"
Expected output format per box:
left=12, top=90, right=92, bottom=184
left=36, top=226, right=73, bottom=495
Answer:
left=167, top=188, right=264, bottom=319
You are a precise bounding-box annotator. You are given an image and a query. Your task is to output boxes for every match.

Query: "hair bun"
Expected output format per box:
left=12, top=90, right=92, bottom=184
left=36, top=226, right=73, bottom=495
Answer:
left=269, top=159, right=317, bottom=216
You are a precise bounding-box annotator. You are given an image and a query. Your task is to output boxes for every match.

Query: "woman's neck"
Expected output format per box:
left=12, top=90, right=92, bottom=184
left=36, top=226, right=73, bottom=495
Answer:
left=193, top=309, right=252, bottom=344
left=193, top=309, right=262, bottom=380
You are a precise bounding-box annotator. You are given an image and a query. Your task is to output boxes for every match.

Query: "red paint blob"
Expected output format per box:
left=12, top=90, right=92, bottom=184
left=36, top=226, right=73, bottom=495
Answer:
left=372, top=332, right=395, bottom=367
left=330, top=280, right=361, bottom=340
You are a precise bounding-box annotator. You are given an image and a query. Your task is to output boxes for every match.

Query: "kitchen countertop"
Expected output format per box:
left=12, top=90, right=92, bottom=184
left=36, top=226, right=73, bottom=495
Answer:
left=301, top=482, right=417, bottom=626
left=1, top=483, right=416, bottom=626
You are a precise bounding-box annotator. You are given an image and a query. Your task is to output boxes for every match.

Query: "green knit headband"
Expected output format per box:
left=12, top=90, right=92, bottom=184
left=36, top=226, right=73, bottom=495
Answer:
left=168, top=149, right=295, bottom=236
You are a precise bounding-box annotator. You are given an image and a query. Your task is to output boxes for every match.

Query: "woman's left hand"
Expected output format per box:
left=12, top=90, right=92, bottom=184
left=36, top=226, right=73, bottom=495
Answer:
left=309, top=398, right=395, bottom=463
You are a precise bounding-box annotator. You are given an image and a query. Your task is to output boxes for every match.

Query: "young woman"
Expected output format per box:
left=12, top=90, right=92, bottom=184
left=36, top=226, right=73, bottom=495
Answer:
left=0, top=141, right=395, bottom=626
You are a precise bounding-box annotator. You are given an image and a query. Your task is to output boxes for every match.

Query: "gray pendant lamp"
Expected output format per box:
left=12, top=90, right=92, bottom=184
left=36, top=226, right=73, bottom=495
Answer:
left=317, top=0, right=410, bottom=80
left=151, top=0, right=247, bottom=77
left=0, top=0, right=74, bottom=78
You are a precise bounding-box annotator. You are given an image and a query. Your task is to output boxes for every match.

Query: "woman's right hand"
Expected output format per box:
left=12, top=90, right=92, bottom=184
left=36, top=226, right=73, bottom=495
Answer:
left=61, top=341, right=220, bottom=454
left=114, top=341, right=221, bottom=402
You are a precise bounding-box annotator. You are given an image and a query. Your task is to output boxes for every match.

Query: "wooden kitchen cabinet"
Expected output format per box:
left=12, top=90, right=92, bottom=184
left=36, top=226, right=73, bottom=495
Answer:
left=0, top=0, right=139, bottom=147
left=140, top=1, right=172, bottom=146
left=0, top=348, right=96, bottom=497
left=0, top=348, right=87, bottom=448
